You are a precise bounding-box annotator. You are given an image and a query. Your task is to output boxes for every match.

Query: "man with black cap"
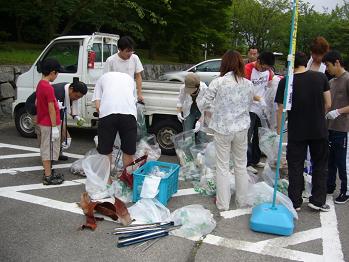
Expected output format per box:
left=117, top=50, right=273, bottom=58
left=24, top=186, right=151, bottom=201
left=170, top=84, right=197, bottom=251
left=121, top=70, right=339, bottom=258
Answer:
left=176, top=73, right=208, bottom=140
left=26, top=77, right=88, bottom=160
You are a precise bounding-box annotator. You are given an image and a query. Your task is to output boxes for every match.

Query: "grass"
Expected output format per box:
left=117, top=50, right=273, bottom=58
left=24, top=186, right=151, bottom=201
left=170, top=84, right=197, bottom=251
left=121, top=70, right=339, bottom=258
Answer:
left=0, top=42, right=217, bottom=65
left=0, top=42, right=44, bottom=64
left=0, top=42, right=182, bottom=65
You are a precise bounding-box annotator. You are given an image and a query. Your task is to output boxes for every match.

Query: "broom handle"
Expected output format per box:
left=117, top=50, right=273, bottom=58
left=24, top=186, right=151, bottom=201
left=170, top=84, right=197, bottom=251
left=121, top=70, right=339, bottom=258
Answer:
left=272, top=0, right=299, bottom=208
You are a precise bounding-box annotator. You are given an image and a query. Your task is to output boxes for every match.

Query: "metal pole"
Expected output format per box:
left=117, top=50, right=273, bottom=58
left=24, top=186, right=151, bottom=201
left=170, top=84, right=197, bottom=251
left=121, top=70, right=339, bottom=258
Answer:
left=272, top=0, right=299, bottom=208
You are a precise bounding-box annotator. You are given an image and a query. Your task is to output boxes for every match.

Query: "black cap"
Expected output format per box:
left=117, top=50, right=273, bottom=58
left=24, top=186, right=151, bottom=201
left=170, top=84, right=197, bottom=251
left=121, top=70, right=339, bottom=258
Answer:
left=41, top=58, right=62, bottom=75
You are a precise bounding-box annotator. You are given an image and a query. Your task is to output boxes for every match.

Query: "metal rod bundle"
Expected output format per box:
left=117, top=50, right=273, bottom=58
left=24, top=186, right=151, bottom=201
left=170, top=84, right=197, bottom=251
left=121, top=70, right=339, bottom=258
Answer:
left=114, top=221, right=180, bottom=248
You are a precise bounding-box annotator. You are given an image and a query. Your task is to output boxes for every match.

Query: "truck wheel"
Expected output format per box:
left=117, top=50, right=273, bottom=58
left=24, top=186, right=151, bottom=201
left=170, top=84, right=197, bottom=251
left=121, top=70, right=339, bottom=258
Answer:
left=15, top=106, right=36, bottom=138
left=152, top=119, right=182, bottom=155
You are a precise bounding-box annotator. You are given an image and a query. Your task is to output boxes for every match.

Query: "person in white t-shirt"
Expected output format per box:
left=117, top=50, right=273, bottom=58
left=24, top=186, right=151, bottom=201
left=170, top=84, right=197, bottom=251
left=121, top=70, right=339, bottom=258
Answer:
left=104, top=36, right=144, bottom=101
left=245, top=51, right=275, bottom=173
left=92, top=72, right=137, bottom=168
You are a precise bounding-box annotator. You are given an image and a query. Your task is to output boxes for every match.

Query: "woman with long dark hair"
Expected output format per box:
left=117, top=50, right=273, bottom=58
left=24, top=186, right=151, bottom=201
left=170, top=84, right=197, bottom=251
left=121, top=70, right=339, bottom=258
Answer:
left=198, top=50, right=256, bottom=210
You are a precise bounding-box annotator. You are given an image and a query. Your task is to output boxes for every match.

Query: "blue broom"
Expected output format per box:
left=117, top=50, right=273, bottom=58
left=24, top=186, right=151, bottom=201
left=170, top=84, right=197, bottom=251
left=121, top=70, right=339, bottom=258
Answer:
left=249, top=0, right=299, bottom=236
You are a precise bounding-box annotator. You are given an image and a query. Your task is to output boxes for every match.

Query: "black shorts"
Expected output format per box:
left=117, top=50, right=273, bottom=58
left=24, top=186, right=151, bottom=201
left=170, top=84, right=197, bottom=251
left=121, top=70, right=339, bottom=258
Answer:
left=97, top=114, right=137, bottom=155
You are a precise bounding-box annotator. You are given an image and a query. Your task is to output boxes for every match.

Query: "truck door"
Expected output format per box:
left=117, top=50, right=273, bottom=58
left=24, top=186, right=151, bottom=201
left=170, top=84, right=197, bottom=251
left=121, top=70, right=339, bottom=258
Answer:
left=33, top=40, right=82, bottom=86
left=84, top=40, right=118, bottom=120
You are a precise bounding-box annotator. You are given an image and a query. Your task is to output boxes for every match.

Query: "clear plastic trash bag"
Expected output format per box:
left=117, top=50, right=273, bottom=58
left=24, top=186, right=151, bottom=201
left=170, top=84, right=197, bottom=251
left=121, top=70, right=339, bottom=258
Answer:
left=83, top=153, right=110, bottom=200
left=303, top=173, right=312, bottom=198
left=204, top=142, right=216, bottom=169
left=173, top=130, right=196, bottom=165
left=179, top=162, right=201, bottom=181
left=261, top=163, right=288, bottom=195
left=108, top=179, right=133, bottom=203
left=137, top=102, right=147, bottom=141
left=135, top=135, right=161, bottom=161
left=70, top=148, right=98, bottom=176
left=169, top=205, right=216, bottom=239
left=246, top=182, right=298, bottom=219
left=258, top=127, right=279, bottom=163
left=128, top=198, right=171, bottom=224
left=194, top=168, right=236, bottom=196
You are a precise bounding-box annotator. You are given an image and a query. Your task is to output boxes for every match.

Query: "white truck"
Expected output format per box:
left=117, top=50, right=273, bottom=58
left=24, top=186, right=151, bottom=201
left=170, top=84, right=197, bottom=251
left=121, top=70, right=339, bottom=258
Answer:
left=12, top=33, right=183, bottom=155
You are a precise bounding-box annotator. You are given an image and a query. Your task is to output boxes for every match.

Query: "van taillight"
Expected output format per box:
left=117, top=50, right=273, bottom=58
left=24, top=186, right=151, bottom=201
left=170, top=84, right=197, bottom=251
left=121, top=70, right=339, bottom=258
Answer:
left=88, top=51, right=96, bottom=69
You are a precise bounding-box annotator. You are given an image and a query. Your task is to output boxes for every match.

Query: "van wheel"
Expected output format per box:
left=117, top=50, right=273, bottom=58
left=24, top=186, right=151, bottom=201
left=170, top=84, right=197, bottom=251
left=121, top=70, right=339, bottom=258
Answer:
left=152, top=119, right=182, bottom=155
left=15, top=106, right=36, bottom=138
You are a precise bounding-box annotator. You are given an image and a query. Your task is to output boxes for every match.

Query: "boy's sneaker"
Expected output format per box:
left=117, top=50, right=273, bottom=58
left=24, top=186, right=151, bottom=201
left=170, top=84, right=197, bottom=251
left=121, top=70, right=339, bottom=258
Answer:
left=51, top=169, right=64, bottom=180
left=58, top=154, right=69, bottom=161
left=308, top=202, right=330, bottom=212
left=43, top=174, right=64, bottom=185
left=334, top=193, right=349, bottom=204
left=247, top=166, right=258, bottom=174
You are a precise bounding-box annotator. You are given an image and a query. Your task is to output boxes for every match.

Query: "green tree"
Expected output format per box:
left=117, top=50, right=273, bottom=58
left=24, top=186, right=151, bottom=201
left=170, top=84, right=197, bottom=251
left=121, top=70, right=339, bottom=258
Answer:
left=160, top=0, right=232, bottom=62
left=231, top=0, right=290, bottom=54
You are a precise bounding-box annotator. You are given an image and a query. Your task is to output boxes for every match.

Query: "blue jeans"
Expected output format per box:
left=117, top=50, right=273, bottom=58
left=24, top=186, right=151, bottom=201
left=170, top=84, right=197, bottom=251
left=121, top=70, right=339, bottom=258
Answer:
left=328, top=130, right=349, bottom=195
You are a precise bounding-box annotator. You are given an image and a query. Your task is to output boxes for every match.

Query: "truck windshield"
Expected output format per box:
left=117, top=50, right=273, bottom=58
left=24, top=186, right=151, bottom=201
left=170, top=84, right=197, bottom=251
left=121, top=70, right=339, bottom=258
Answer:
left=42, top=41, right=80, bottom=73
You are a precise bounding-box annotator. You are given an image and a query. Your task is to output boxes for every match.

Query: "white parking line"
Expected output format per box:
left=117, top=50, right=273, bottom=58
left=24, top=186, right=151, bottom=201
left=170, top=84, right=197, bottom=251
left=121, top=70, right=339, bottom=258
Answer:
left=0, top=153, right=40, bottom=159
left=0, top=142, right=84, bottom=159
left=0, top=142, right=345, bottom=261
left=173, top=188, right=198, bottom=197
left=220, top=208, right=252, bottom=218
left=0, top=190, right=83, bottom=215
left=256, top=228, right=322, bottom=248
left=0, top=163, right=73, bottom=174
left=321, top=196, right=344, bottom=262
left=204, top=234, right=322, bottom=261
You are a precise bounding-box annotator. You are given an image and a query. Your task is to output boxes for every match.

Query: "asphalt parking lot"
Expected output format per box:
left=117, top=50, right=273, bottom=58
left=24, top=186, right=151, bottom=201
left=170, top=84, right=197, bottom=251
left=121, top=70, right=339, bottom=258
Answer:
left=0, top=117, right=348, bottom=262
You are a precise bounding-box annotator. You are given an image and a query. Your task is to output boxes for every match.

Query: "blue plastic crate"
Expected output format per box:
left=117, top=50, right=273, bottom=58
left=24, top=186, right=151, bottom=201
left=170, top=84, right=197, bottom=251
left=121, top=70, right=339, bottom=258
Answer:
left=132, top=161, right=180, bottom=206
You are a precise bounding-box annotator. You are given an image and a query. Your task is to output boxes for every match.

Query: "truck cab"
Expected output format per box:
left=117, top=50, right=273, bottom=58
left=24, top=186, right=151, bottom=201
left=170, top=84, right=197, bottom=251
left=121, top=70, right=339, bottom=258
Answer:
left=13, top=33, right=182, bottom=155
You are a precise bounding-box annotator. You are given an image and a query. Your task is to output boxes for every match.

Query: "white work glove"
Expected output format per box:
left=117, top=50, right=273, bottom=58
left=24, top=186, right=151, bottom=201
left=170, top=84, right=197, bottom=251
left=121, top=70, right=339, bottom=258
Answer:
left=194, top=121, right=201, bottom=133
left=74, top=116, right=86, bottom=127
left=57, top=101, right=65, bottom=110
left=259, top=97, right=267, bottom=108
left=177, top=112, right=185, bottom=123
left=51, top=126, right=60, bottom=142
left=326, top=109, right=340, bottom=120
left=62, top=137, right=72, bottom=150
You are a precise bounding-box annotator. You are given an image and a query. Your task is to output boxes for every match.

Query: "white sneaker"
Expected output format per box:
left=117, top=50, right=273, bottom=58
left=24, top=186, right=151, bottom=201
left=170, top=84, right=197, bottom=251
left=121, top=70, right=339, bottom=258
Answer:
left=247, top=166, right=258, bottom=174
left=255, top=162, right=265, bottom=168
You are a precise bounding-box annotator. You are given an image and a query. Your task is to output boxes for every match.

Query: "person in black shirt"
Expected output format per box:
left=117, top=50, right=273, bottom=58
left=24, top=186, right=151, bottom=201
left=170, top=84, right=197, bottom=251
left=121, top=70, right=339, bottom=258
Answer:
left=275, top=51, right=331, bottom=212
